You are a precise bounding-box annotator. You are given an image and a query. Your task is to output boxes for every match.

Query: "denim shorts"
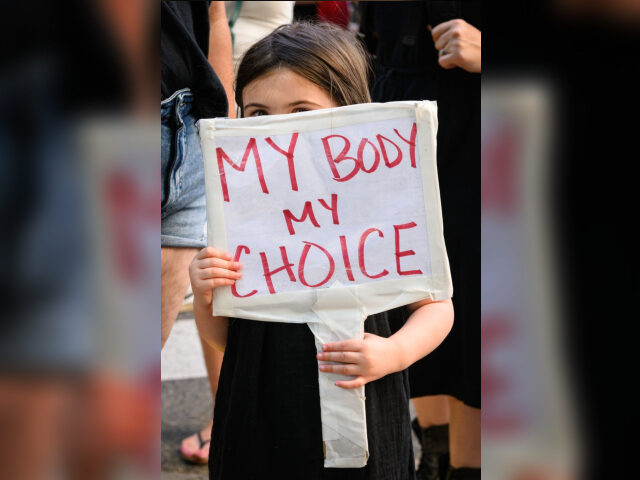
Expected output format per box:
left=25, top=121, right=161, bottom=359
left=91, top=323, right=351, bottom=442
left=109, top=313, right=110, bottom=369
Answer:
left=161, top=88, right=207, bottom=248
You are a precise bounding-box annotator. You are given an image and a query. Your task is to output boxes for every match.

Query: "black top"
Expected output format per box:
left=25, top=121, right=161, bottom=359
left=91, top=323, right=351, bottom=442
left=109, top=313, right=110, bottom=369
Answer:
left=161, top=0, right=227, bottom=119
left=210, top=308, right=416, bottom=479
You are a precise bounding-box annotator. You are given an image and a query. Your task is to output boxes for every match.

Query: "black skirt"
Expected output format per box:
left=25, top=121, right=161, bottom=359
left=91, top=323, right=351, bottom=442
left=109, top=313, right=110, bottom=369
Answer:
left=209, top=307, right=416, bottom=479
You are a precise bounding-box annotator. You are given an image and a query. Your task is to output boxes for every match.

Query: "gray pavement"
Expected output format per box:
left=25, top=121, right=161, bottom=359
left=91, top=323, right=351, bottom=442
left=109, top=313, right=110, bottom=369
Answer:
left=161, top=376, right=211, bottom=478
left=162, top=313, right=210, bottom=479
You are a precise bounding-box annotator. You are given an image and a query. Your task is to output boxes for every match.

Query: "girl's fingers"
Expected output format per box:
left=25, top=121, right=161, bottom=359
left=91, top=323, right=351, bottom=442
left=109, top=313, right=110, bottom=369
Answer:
left=198, top=257, right=242, bottom=271
left=316, top=351, right=360, bottom=364
left=196, top=246, right=232, bottom=261
left=335, top=377, right=366, bottom=389
left=322, top=339, right=362, bottom=352
left=318, top=363, right=360, bottom=376
left=198, top=267, right=242, bottom=280
left=207, top=278, right=235, bottom=288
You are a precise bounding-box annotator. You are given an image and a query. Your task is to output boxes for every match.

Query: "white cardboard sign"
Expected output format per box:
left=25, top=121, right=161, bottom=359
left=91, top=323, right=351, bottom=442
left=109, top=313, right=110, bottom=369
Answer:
left=199, top=101, right=451, bottom=468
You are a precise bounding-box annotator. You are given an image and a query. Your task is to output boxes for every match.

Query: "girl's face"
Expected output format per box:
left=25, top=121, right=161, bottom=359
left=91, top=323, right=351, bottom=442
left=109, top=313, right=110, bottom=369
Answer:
left=242, top=68, right=337, bottom=117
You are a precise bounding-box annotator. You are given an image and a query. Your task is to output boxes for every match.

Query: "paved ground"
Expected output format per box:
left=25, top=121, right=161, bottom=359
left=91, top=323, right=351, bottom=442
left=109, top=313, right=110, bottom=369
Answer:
left=162, top=312, right=210, bottom=479
left=161, top=309, right=421, bottom=479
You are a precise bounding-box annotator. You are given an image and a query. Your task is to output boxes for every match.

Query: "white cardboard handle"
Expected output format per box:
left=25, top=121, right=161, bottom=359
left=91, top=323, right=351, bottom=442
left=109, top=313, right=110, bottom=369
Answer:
left=309, top=283, right=368, bottom=468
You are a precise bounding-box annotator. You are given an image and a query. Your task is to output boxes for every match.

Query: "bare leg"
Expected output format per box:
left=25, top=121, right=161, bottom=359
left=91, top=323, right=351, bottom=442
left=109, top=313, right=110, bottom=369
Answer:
left=179, top=318, right=224, bottom=463
left=448, top=397, right=481, bottom=469
left=413, top=395, right=450, bottom=428
left=194, top=332, right=223, bottom=436
left=200, top=335, right=223, bottom=407
left=161, top=247, right=198, bottom=349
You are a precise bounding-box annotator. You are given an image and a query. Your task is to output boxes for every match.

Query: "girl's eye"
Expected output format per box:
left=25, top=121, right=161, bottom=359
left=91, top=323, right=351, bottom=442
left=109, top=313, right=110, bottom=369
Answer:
left=250, top=109, right=267, bottom=117
left=293, top=107, right=309, bottom=114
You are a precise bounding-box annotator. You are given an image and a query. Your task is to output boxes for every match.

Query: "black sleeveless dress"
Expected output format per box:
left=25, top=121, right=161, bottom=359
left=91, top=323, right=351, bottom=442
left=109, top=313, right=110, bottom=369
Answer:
left=209, top=307, right=416, bottom=479
left=362, top=1, right=481, bottom=408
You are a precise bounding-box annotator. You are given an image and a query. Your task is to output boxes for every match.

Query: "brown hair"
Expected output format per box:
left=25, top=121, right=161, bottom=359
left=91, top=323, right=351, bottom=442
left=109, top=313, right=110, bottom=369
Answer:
left=235, top=22, right=371, bottom=116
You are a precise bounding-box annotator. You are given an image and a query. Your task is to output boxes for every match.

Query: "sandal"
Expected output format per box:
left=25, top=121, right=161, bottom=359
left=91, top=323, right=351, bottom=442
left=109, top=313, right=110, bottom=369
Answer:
left=180, top=430, right=211, bottom=465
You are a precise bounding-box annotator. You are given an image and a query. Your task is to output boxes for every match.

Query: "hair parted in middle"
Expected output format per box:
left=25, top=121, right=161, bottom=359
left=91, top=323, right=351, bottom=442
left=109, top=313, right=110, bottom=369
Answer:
left=235, top=22, right=372, bottom=116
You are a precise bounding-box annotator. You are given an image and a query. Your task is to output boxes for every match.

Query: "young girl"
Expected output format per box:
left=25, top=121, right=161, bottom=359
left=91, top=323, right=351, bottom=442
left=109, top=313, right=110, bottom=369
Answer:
left=190, top=23, right=454, bottom=479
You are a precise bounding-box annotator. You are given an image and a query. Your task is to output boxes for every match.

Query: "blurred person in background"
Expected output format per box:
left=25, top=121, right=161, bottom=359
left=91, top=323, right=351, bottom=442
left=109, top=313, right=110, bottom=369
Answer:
left=483, top=1, right=640, bottom=478
left=293, top=0, right=351, bottom=28
left=161, top=0, right=234, bottom=465
left=360, top=1, right=481, bottom=479
left=225, top=1, right=295, bottom=73
left=1, top=0, right=158, bottom=478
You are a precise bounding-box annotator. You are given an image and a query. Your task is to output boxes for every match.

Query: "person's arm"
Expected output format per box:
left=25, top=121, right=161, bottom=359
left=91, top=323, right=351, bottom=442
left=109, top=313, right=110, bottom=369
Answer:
left=317, top=298, right=454, bottom=389
left=430, top=19, right=481, bottom=73
left=189, top=247, right=243, bottom=351
left=208, top=1, right=236, bottom=118
left=193, top=300, right=229, bottom=353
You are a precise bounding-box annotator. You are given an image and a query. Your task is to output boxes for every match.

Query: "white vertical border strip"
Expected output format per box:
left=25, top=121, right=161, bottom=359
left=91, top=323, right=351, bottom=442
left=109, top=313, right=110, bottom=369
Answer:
left=416, top=101, right=454, bottom=300
left=198, top=118, right=233, bottom=316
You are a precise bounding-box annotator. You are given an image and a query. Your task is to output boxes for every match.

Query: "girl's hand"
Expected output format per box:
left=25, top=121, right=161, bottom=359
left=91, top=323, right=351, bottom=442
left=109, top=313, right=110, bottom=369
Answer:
left=316, top=333, right=405, bottom=389
left=430, top=19, right=481, bottom=73
left=188, top=247, right=242, bottom=307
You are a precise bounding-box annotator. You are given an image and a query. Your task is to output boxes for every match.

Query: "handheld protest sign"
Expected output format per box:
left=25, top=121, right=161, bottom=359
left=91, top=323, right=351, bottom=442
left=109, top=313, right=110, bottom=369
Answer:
left=199, top=101, right=451, bottom=468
